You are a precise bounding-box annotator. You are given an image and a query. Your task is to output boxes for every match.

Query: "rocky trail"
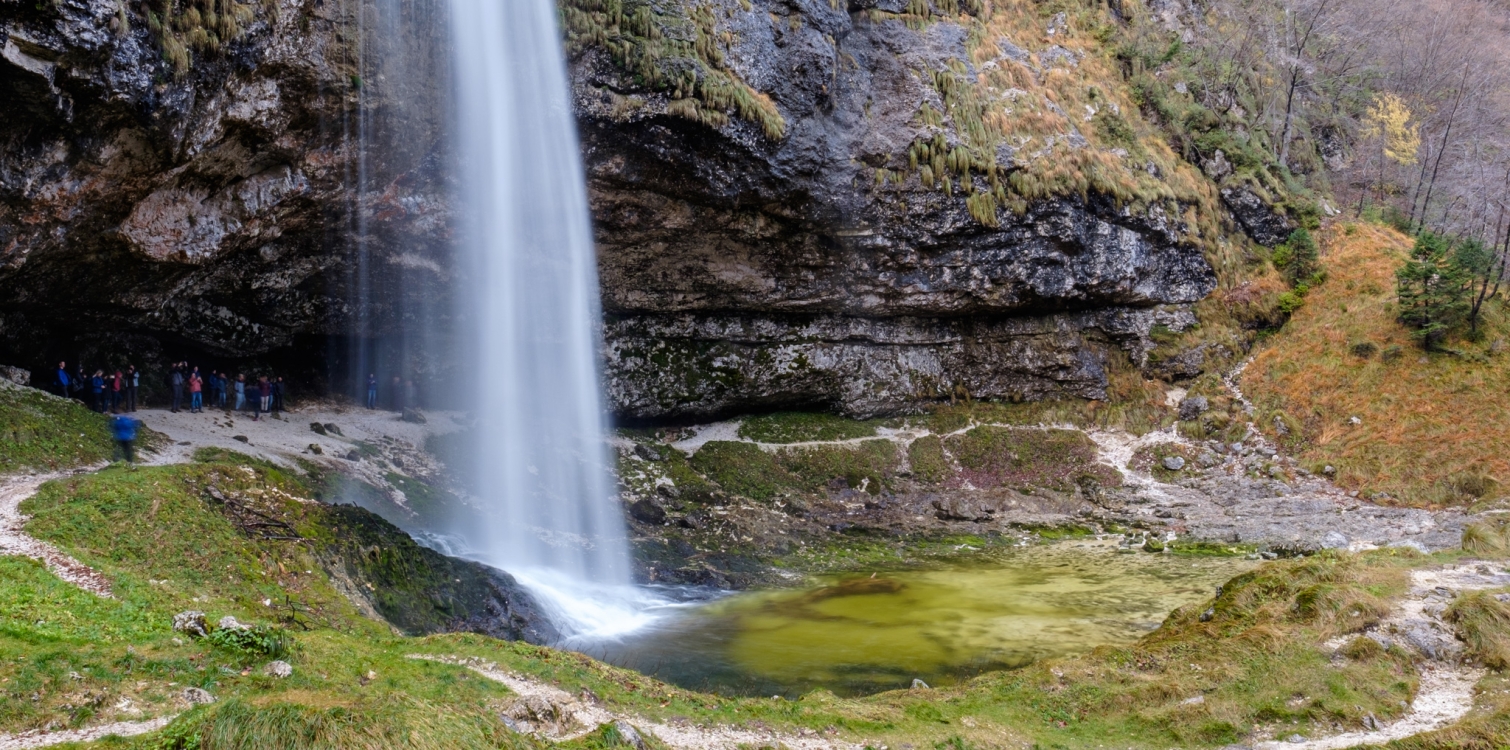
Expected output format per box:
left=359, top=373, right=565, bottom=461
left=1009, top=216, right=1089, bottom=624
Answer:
left=410, top=655, right=857, bottom=750
left=0, top=717, right=175, bottom=750
left=1253, top=563, right=1510, bottom=750
left=0, top=470, right=114, bottom=597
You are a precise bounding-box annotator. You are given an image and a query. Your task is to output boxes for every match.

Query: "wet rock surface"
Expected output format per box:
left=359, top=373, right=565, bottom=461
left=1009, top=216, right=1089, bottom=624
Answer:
left=614, top=421, right=1481, bottom=588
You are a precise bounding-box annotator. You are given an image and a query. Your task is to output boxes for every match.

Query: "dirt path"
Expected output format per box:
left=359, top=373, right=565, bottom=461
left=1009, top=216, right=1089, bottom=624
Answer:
left=0, top=471, right=113, bottom=597
left=0, top=717, right=173, bottom=750
left=410, top=655, right=857, bottom=750
left=1254, top=563, right=1510, bottom=750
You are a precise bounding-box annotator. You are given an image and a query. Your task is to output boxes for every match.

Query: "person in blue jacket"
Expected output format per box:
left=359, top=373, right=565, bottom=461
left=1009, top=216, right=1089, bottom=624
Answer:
left=54, top=362, right=70, bottom=398
left=90, top=370, right=106, bottom=413
left=111, top=415, right=139, bottom=466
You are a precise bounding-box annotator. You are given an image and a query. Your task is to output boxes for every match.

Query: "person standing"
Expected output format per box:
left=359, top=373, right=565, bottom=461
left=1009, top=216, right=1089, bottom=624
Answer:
left=259, top=376, right=272, bottom=416
left=188, top=368, right=203, bottom=413
left=125, top=365, right=139, bottom=412
left=54, top=362, right=70, bottom=399
left=90, top=370, right=105, bottom=412
left=110, top=370, right=123, bottom=413
left=73, top=364, right=86, bottom=400
left=234, top=374, right=246, bottom=411
left=218, top=372, right=229, bottom=409
left=272, top=376, right=285, bottom=414
left=169, top=363, right=184, bottom=413
left=111, top=414, right=139, bottom=466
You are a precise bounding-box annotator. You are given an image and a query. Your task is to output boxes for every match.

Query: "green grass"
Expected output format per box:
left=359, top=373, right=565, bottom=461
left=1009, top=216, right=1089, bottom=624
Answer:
left=943, top=426, right=1121, bottom=492
left=0, top=384, right=115, bottom=472
left=737, top=412, right=883, bottom=443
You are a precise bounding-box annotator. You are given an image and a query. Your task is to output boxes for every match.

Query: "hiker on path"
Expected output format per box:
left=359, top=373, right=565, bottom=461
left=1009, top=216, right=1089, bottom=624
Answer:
left=189, top=368, right=204, bottom=413
left=234, top=374, right=246, bottom=411
left=54, top=362, right=71, bottom=399
left=110, top=370, right=123, bottom=413
left=272, top=376, right=286, bottom=414
left=366, top=373, right=378, bottom=409
left=111, top=414, right=139, bottom=466
left=170, top=363, right=185, bottom=412
left=125, top=365, right=139, bottom=412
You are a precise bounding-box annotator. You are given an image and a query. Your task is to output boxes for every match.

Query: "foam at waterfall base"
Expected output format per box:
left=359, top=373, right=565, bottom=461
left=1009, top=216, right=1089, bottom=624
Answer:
left=411, top=530, right=700, bottom=643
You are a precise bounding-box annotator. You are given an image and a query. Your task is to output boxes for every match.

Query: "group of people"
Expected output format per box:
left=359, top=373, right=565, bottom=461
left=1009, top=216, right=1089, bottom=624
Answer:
left=166, top=362, right=287, bottom=421
left=364, top=373, right=421, bottom=411
left=54, top=362, right=141, bottom=414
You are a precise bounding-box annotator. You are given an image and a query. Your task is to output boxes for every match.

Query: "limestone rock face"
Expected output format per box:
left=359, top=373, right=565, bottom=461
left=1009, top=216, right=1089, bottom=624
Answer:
left=573, top=1, right=1219, bottom=417
left=0, top=0, right=456, bottom=367
left=2, top=0, right=1223, bottom=418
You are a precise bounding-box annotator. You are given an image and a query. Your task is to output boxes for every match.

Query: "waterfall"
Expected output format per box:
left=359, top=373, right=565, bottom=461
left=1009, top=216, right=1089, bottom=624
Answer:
left=447, top=0, right=633, bottom=607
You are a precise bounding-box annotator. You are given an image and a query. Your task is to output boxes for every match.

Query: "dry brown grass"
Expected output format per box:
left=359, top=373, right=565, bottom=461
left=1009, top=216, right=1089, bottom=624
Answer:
left=1241, top=222, right=1510, bottom=506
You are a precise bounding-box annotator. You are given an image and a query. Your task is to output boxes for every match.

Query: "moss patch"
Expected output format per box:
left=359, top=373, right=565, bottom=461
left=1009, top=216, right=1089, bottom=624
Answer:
left=738, top=412, right=882, bottom=444
left=941, top=426, right=1121, bottom=492
left=0, top=385, right=115, bottom=472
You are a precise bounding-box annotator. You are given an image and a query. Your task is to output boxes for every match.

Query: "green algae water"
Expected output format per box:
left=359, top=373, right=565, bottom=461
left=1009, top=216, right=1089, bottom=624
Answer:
left=586, top=539, right=1255, bottom=697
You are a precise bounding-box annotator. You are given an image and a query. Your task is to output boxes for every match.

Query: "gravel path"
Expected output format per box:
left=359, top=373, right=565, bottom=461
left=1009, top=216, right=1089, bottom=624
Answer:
left=410, top=655, right=857, bottom=750
left=0, top=717, right=175, bottom=750
left=0, top=470, right=113, bottom=597
left=1255, top=563, right=1510, bottom=749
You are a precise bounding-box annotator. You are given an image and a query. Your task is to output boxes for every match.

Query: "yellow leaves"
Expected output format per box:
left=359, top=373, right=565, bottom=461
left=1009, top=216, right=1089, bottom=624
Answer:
left=1362, top=93, right=1420, bottom=167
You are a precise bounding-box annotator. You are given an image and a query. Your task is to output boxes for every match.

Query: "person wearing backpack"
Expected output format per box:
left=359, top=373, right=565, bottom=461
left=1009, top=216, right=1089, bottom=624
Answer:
left=111, top=414, right=139, bottom=466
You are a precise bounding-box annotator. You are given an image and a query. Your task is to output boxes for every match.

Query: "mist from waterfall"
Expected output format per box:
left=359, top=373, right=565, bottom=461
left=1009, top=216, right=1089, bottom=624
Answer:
left=446, top=0, right=633, bottom=611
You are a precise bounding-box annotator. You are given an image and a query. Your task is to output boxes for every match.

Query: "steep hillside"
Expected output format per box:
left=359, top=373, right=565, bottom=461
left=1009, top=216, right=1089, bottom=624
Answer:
left=1242, top=223, right=1510, bottom=505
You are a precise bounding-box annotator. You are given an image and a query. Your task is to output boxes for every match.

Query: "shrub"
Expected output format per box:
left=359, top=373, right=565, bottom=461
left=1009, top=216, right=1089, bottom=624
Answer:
left=206, top=623, right=288, bottom=657
left=1349, top=341, right=1378, bottom=359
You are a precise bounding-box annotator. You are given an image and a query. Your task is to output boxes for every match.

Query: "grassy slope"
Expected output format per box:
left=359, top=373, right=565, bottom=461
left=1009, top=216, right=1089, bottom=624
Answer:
left=0, top=386, right=1503, bottom=747
left=1242, top=223, right=1510, bottom=506
left=0, top=384, right=115, bottom=472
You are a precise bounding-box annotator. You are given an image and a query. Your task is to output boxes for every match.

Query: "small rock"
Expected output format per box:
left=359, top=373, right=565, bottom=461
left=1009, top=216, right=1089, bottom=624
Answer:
left=1230, top=442, right=1245, bottom=453
left=324, top=423, right=343, bottom=436
left=1349, top=416, right=1362, bottom=426
left=1181, top=694, right=1206, bottom=706
left=633, top=443, right=665, bottom=462
left=307, top=444, right=323, bottom=455
left=1363, top=713, right=1379, bottom=730
left=628, top=499, right=667, bottom=525
left=218, top=616, right=250, bottom=631
left=182, top=687, right=216, bottom=705
left=359, top=670, right=377, bottom=686
left=611, top=720, right=648, bottom=750
left=172, top=611, right=208, bottom=638
left=1323, top=465, right=1336, bottom=476
left=1321, top=531, right=1349, bottom=549
left=1178, top=395, right=1210, bottom=421
left=1287, top=735, right=1305, bottom=744
left=232, top=435, right=249, bottom=443
left=346, top=450, right=361, bottom=461
left=264, top=661, right=293, bottom=678
left=1162, top=456, right=1187, bottom=471
left=310, top=422, right=327, bottom=436
left=911, top=678, right=931, bottom=689
left=401, top=407, right=427, bottom=424
left=1198, top=607, right=1215, bottom=622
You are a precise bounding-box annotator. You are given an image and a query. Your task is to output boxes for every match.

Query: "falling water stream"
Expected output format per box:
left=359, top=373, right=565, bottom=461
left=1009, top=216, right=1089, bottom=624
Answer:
left=445, top=0, right=642, bottom=637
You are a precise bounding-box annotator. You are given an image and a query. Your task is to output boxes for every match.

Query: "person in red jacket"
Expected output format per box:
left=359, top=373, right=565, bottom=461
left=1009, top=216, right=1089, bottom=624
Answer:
left=189, top=368, right=204, bottom=413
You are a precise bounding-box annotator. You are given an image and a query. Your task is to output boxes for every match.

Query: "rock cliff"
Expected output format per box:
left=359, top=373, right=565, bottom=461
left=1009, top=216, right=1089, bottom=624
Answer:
left=1, top=0, right=1228, bottom=418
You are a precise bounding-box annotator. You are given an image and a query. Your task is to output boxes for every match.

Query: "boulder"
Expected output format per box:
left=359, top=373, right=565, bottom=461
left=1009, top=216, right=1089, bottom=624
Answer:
left=401, top=408, right=427, bottom=424
left=1178, top=395, right=1210, bottom=421
left=0, top=366, right=29, bottom=386
left=628, top=499, right=667, bottom=525
left=932, top=496, right=995, bottom=522
left=182, top=687, right=216, bottom=705
left=1321, top=531, right=1349, bottom=549
left=611, top=721, right=648, bottom=750
left=1162, top=456, right=1187, bottom=471
left=264, top=660, right=293, bottom=678
left=172, top=611, right=208, bottom=638
left=310, top=422, right=328, bottom=436
left=217, top=615, right=250, bottom=631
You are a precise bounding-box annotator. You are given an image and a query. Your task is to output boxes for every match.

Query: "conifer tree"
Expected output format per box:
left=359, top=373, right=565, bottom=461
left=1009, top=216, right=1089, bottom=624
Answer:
left=1396, top=232, right=1469, bottom=348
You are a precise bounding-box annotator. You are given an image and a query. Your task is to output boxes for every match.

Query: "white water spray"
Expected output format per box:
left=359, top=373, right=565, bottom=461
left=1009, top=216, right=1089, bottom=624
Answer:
left=447, top=0, right=635, bottom=620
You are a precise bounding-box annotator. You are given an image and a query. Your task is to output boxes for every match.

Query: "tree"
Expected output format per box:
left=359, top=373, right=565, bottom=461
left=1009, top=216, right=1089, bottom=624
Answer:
left=1274, top=227, right=1320, bottom=285
left=1358, top=92, right=1419, bottom=215
left=1396, top=232, right=1470, bottom=348
left=1454, top=237, right=1506, bottom=335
